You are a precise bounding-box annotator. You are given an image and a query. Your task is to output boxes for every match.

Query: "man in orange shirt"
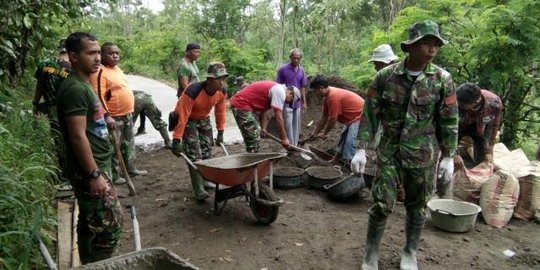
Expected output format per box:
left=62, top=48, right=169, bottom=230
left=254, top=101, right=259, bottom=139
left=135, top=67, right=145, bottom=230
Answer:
left=91, top=42, right=147, bottom=184
left=170, top=62, right=228, bottom=200
left=308, top=75, right=364, bottom=163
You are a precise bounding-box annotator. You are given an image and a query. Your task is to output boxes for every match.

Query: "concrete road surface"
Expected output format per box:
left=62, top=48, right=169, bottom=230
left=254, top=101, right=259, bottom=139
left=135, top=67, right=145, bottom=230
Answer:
left=127, top=75, right=243, bottom=150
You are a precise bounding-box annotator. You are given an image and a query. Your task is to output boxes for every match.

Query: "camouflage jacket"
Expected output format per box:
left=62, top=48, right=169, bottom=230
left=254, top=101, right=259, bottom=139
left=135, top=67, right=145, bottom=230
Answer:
left=358, top=60, right=458, bottom=168
left=34, top=58, right=71, bottom=105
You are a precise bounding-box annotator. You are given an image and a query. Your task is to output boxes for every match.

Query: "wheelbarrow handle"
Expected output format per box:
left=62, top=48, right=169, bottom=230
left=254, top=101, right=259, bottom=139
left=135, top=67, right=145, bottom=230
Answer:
left=179, top=152, right=198, bottom=170
left=219, top=142, right=229, bottom=156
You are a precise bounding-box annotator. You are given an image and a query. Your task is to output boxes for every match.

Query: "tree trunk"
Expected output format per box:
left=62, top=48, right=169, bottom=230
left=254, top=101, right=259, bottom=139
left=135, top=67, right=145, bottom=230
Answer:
left=277, top=0, right=287, bottom=67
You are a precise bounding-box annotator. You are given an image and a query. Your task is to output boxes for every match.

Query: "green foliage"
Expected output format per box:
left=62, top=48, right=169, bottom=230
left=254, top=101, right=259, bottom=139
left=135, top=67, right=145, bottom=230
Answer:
left=0, top=91, right=58, bottom=269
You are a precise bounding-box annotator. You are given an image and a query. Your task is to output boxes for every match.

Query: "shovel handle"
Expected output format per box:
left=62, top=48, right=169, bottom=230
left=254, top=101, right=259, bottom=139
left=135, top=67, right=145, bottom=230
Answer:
left=111, top=131, right=136, bottom=196
left=219, top=142, right=229, bottom=156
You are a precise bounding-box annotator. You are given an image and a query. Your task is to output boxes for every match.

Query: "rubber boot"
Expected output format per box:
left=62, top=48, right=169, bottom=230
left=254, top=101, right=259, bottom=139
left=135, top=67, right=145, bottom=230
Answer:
left=361, top=210, right=388, bottom=270
left=188, top=166, right=209, bottom=201
left=400, top=211, right=426, bottom=270
left=127, top=163, right=148, bottom=176
left=159, top=127, right=172, bottom=149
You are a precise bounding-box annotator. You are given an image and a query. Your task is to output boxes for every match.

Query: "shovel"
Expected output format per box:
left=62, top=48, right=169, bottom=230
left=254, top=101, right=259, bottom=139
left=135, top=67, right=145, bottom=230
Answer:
left=264, top=132, right=328, bottom=164
left=111, top=132, right=136, bottom=196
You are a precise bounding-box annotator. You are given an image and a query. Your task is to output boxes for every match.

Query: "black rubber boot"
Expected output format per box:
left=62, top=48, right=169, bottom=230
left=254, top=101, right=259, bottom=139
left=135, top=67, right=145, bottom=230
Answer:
left=361, top=210, right=387, bottom=270
left=188, top=166, right=209, bottom=201
left=400, top=211, right=426, bottom=270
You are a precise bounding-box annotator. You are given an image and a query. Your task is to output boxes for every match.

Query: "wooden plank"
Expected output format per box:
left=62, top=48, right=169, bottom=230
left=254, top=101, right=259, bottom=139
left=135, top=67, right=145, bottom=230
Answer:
left=71, top=199, right=81, bottom=268
left=57, top=201, right=73, bottom=270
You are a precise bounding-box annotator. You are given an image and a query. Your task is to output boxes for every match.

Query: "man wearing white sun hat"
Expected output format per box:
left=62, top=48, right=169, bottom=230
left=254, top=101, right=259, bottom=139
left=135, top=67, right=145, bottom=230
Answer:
left=368, top=44, right=399, bottom=71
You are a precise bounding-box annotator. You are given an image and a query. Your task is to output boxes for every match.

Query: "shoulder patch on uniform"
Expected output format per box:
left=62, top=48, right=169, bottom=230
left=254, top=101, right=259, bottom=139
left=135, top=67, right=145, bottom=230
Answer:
left=444, top=95, right=457, bottom=105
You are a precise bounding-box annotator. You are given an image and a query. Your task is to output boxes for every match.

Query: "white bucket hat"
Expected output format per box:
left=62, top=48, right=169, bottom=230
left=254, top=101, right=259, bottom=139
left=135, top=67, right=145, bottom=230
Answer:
left=368, top=44, right=398, bottom=64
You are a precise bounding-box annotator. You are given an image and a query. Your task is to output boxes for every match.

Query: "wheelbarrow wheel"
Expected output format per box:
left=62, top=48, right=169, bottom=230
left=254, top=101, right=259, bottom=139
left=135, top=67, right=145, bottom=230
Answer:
left=249, top=184, right=279, bottom=224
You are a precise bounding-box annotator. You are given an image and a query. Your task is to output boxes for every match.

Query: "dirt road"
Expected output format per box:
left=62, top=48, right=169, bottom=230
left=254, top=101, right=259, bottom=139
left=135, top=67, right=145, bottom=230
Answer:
left=117, top=76, right=540, bottom=269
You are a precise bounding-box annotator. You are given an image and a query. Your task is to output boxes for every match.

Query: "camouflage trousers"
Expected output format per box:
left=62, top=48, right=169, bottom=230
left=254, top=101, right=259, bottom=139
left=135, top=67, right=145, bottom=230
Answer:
left=133, top=92, right=167, bottom=131
left=232, top=108, right=261, bottom=153
left=370, top=156, right=435, bottom=217
left=67, top=164, right=123, bottom=264
left=111, top=113, right=136, bottom=179
left=183, top=117, right=213, bottom=161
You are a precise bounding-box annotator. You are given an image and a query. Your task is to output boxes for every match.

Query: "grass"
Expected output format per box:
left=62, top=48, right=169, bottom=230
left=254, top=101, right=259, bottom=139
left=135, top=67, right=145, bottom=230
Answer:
left=0, top=91, right=58, bottom=269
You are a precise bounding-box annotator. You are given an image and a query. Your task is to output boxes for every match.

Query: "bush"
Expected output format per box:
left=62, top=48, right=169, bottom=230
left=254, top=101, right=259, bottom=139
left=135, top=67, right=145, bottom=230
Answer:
left=0, top=91, right=57, bottom=269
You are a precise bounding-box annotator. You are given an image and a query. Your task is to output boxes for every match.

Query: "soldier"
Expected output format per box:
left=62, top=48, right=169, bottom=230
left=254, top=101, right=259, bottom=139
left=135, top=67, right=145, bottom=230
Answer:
left=455, top=82, right=502, bottom=168
left=307, top=75, right=364, bottom=164
left=230, top=81, right=300, bottom=153
left=170, top=62, right=228, bottom=200
left=176, top=43, right=201, bottom=98
left=57, top=32, right=123, bottom=263
left=90, top=42, right=147, bottom=183
left=132, top=90, right=172, bottom=148
left=352, top=20, right=458, bottom=270
left=32, top=39, right=72, bottom=181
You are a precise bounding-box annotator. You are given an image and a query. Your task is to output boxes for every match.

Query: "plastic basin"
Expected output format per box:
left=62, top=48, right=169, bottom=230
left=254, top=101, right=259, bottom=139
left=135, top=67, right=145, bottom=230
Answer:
left=427, top=199, right=482, bottom=233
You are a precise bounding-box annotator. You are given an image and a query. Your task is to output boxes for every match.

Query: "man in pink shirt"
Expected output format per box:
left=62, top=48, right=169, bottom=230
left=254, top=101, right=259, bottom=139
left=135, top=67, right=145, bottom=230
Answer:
left=230, top=81, right=300, bottom=152
left=308, top=75, right=364, bottom=163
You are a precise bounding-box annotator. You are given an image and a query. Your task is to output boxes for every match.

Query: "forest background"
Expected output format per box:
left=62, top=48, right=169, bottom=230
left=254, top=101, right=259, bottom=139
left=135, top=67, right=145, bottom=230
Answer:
left=0, top=0, right=539, bottom=268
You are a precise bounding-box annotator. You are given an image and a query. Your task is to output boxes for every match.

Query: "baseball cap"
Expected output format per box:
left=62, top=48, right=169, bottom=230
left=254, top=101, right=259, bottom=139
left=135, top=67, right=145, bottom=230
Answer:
left=400, top=20, right=448, bottom=52
left=368, top=44, right=398, bottom=64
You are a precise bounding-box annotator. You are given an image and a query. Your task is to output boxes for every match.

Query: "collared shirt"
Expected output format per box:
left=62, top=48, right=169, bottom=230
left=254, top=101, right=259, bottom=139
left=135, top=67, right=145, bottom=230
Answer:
left=358, top=59, right=458, bottom=168
left=276, top=62, right=306, bottom=109
left=176, top=57, right=200, bottom=96
left=459, top=89, right=502, bottom=153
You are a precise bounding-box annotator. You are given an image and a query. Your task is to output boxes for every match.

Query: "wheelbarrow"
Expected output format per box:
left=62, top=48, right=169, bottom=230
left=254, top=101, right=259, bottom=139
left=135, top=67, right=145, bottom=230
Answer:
left=180, top=151, right=287, bottom=224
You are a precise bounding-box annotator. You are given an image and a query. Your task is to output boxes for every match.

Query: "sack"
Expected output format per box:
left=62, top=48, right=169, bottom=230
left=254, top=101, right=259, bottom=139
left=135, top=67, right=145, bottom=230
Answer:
left=493, top=148, right=533, bottom=178
left=480, top=170, right=520, bottom=228
left=452, top=162, right=494, bottom=204
left=514, top=161, right=540, bottom=221
left=168, top=111, right=178, bottom=132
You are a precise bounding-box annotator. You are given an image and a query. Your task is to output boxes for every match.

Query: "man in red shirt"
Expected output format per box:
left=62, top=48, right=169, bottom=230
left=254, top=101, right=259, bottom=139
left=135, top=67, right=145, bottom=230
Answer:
left=170, top=62, right=228, bottom=200
left=307, top=75, right=364, bottom=163
left=230, top=81, right=300, bottom=153
left=455, top=82, right=502, bottom=167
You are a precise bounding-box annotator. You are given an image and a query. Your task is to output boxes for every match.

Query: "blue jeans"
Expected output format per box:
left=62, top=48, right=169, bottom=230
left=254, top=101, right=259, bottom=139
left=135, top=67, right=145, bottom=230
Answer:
left=336, top=120, right=360, bottom=160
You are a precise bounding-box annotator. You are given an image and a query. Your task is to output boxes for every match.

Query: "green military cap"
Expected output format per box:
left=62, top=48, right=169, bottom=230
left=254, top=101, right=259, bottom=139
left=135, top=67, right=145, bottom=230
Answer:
left=400, top=20, right=448, bottom=52
left=206, top=62, right=228, bottom=78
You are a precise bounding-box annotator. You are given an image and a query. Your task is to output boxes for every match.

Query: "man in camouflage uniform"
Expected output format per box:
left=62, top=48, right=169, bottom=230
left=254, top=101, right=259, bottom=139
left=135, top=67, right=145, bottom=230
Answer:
left=132, top=90, right=172, bottom=148
left=351, top=20, right=458, bottom=270
left=57, top=32, right=123, bottom=264
left=32, top=39, right=71, bottom=180
left=171, top=63, right=228, bottom=200
left=176, top=43, right=201, bottom=98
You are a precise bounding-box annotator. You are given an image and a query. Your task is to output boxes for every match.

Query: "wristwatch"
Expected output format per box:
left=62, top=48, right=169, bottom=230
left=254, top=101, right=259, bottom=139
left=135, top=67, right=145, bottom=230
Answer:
left=87, top=169, right=101, bottom=179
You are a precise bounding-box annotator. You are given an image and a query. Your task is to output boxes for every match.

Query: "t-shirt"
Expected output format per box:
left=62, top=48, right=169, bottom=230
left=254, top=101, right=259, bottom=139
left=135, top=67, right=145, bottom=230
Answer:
left=323, top=87, right=364, bottom=125
left=89, top=65, right=135, bottom=117
left=34, top=58, right=71, bottom=105
left=57, top=74, right=113, bottom=175
left=172, top=81, right=227, bottom=139
left=230, top=81, right=287, bottom=112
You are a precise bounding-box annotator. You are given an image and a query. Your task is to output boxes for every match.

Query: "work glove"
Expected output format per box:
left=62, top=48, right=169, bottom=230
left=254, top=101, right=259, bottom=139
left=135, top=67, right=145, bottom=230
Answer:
left=171, top=139, right=184, bottom=157
left=437, top=157, right=454, bottom=185
left=350, top=149, right=366, bottom=174
left=215, top=130, right=224, bottom=145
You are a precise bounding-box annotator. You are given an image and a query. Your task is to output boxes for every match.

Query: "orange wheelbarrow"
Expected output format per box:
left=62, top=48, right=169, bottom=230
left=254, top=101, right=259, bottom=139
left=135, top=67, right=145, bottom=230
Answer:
left=180, top=152, right=286, bottom=224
